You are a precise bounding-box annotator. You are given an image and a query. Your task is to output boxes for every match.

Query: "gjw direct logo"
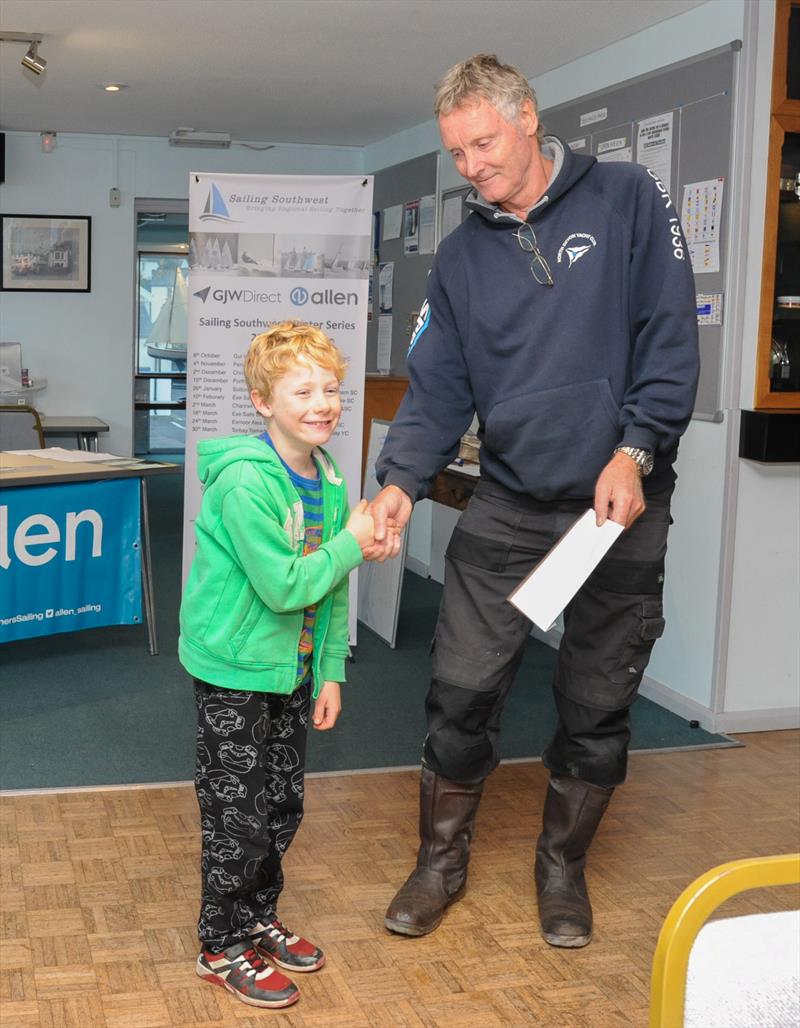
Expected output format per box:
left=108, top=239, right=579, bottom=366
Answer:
left=193, top=285, right=282, bottom=304
left=199, top=183, right=238, bottom=224
left=193, top=285, right=355, bottom=306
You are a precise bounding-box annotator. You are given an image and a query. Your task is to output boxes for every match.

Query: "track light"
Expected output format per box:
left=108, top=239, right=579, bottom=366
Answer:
left=0, top=32, right=47, bottom=75
left=21, top=40, right=46, bottom=74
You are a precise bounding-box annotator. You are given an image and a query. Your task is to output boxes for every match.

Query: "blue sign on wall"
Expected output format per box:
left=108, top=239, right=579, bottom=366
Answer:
left=0, top=478, right=142, bottom=643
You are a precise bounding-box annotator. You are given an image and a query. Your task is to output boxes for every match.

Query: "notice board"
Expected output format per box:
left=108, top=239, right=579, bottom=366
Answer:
left=542, top=42, right=740, bottom=421
left=367, top=151, right=439, bottom=376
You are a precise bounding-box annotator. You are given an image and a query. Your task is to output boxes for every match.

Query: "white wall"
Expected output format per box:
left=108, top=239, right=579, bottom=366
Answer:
left=0, top=133, right=363, bottom=454
left=725, top=462, right=800, bottom=715
left=367, top=1, right=799, bottom=730
left=720, top=0, right=800, bottom=729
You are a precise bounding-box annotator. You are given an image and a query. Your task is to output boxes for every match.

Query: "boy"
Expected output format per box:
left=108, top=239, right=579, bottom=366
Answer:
left=179, top=321, right=376, bottom=1009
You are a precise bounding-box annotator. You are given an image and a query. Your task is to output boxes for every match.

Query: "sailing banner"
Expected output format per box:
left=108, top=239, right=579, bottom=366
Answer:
left=185, top=173, right=374, bottom=638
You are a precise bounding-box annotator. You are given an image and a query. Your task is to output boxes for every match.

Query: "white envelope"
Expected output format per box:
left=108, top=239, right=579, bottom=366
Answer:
left=507, top=508, right=624, bottom=630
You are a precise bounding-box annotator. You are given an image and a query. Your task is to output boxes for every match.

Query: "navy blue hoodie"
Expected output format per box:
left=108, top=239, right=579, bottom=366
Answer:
left=376, top=137, right=699, bottom=502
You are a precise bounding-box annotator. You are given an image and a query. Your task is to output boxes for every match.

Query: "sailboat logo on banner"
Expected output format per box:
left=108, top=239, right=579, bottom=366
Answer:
left=199, top=183, right=237, bottom=224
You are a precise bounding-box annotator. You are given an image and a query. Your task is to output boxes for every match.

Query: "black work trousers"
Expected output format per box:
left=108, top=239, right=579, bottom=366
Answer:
left=193, top=677, right=311, bottom=951
left=424, top=478, right=672, bottom=789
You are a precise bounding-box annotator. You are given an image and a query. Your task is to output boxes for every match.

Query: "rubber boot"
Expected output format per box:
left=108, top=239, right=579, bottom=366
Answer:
left=535, top=775, right=613, bottom=948
left=384, top=767, right=484, bottom=936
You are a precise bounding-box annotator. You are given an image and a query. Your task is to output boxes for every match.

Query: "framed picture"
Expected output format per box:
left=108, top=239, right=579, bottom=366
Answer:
left=0, top=214, right=91, bottom=292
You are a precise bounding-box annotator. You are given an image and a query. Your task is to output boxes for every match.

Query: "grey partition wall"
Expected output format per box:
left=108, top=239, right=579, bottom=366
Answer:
left=542, top=42, right=740, bottom=420
left=367, top=151, right=439, bottom=375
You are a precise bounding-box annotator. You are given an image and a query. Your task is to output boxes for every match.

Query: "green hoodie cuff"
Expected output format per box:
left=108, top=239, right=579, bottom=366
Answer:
left=320, top=653, right=346, bottom=682
left=336, top=528, right=365, bottom=570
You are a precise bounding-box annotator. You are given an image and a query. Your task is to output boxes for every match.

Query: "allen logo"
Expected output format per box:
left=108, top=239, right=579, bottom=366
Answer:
left=290, top=287, right=357, bottom=307
left=0, top=506, right=103, bottom=569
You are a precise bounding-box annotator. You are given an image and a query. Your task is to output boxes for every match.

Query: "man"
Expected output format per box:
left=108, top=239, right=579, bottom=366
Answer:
left=370, top=54, right=699, bottom=948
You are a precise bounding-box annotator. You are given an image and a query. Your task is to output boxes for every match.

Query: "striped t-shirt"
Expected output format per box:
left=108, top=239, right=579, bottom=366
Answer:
left=260, top=432, right=323, bottom=683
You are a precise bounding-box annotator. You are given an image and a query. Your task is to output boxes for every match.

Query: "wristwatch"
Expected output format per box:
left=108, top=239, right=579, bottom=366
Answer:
left=614, top=445, right=654, bottom=476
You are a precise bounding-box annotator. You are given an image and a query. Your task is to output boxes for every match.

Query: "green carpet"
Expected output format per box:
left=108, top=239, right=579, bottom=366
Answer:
left=0, top=470, right=735, bottom=791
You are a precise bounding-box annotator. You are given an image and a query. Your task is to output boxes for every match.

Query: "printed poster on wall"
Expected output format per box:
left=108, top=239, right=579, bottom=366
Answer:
left=185, top=173, right=374, bottom=638
left=0, top=478, right=141, bottom=642
left=681, top=177, right=725, bottom=274
left=403, top=199, right=420, bottom=254
left=636, top=112, right=674, bottom=195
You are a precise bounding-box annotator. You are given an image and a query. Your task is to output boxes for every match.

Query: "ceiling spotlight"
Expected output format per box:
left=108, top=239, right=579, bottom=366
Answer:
left=102, top=83, right=127, bottom=92
left=0, top=32, right=48, bottom=76
left=21, top=40, right=46, bottom=75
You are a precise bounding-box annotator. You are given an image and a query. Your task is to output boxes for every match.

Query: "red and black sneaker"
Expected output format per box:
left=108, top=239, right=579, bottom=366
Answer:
left=196, top=939, right=299, bottom=1008
left=251, top=918, right=326, bottom=972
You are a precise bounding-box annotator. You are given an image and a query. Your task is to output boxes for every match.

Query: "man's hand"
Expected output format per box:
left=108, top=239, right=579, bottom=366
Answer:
left=594, top=451, right=646, bottom=529
left=363, top=485, right=413, bottom=562
left=312, top=681, right=341, bottom=730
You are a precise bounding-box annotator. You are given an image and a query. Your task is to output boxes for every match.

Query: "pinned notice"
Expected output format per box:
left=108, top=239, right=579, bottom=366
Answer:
left=507, top=509, right=623, bottom=630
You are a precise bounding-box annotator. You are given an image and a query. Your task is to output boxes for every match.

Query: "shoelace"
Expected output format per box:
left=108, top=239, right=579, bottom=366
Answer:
left=267, top=919, right=292, bottom=942
left=228, top=947, right=273, bottom=979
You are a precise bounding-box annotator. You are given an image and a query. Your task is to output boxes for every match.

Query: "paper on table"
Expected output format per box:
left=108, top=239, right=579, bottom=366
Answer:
left=5, top=447, right=128, bottom=463
left=508, top=509, right=624, bottom=630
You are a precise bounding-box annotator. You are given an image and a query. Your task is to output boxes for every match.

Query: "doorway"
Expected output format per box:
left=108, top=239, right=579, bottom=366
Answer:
left=134, top=202, right=189, bottom=455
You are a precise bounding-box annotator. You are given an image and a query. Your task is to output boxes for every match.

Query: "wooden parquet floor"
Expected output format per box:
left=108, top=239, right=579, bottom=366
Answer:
left=1, top=730, right=798, bottom=1027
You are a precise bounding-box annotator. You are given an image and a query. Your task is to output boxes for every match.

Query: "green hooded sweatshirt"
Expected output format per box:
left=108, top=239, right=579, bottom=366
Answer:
left=179, top=435, right=363, bottom=696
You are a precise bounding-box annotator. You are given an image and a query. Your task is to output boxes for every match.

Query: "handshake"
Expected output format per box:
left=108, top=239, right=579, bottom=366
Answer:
left=345, top=485, right=414, bottom=562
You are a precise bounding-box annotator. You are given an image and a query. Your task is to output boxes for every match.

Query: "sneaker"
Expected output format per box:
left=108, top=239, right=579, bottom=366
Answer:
left=196, top=939, right=300, bottom=1008
left=251, top=918, right=326, bottom=972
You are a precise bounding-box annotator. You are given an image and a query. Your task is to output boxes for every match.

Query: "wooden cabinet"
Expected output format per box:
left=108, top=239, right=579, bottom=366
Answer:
left=361, top=375, right=407, bottom=485
left=755, top=0, right=800, bottom=409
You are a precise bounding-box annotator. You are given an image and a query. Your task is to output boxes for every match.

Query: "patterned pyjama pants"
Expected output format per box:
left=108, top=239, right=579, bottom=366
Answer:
left=193, top=677, right=311, bottom=951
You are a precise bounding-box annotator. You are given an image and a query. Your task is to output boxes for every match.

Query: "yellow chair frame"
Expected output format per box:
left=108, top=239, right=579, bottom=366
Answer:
left=649, top=852, right=800, bottom=1028
left=0, top=403, right=45, bottom=447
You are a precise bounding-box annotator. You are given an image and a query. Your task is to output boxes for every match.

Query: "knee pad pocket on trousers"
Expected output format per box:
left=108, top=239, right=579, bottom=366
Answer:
left=544, top=694, right=632, bottom=787
left=424, top=680, right=499, bottom=782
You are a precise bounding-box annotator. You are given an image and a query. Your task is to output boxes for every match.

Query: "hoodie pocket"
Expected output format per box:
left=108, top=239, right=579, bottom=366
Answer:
left=483, top=378, right=621, bottom=498
left=229, top=594, right=264, bottom=657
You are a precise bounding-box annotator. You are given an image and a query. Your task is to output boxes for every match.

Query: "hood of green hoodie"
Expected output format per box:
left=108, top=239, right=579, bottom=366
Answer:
left=196, top=434, right=343, bottom=489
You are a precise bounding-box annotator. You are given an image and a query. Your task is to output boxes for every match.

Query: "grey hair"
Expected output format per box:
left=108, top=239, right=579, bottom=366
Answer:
left=434, top=53, right=542, bottom=138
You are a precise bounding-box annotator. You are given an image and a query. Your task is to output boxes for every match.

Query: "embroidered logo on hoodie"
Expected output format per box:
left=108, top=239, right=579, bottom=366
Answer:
left=408, top=300, right=431, bottom=355
left=557, top=233, right=597, bottom=268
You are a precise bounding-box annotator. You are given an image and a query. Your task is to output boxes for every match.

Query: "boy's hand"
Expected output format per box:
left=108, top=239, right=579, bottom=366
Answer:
left=312, top=681, right=341, bottom=730
left=362, top=517, right=401, bottom=561
left=364, top=485, right=412, bottom=561
left=346, top=499, right=375, bottom=553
